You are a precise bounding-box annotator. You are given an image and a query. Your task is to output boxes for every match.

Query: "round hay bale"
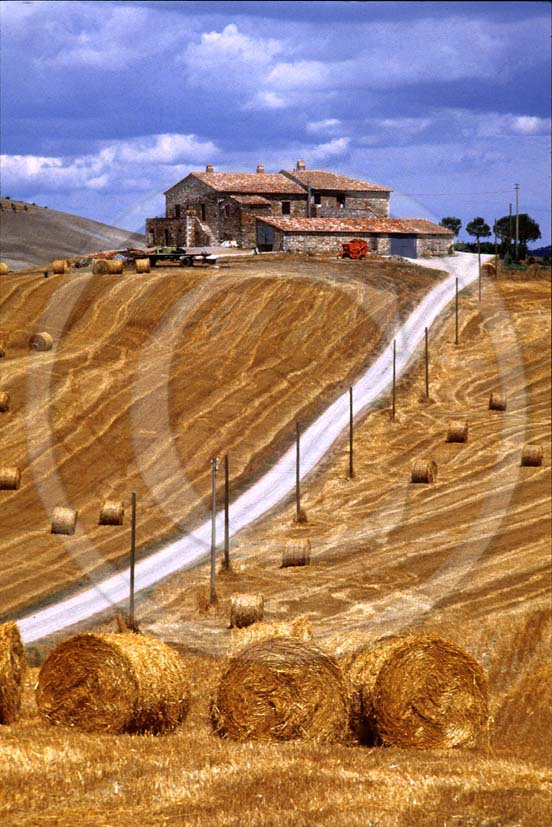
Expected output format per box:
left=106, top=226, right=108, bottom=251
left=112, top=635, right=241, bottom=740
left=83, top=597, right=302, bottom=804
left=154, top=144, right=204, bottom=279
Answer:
left=411, top=459, right=437, bottom=483
left=92, top=259, right=110, bottom=275
left=489, top=392, right=507, bottom=411
left=51, top=259, right=67, bottom=275
left=229, top=593, right=264, bottom=629
left=521, top=444, right=543, bottom=467
left=29, top=332, right=53, bottom=352
left=230, top=615, right=313, bottom=656
left=99, top=499, right=125, bottom=526
left=107, top=259, right=124, bottom=274
left=51, top=506, right=78, bottom=535
left=36, top=632, right=190, bottom=734
left=64, top=259, right=72, bottom=271
left=0, top=341, right=5, bottom=358
left=0, top=466, right=21, bottom=490
left=0, top=392, right=10, bottom=412
left=281, top=538, right=311, bottom=568
left=446, top=420, right=468, bottom=443
left=0, top=263, right=9, bottom=275
left=369, top=636, right=489, bottom=749
left=482, top=261, right=496, bottom=274
left=211, top=637, right=349, bottom=743
left=0, top=621, right=26, bottom=724
left=135, top=258, right=151, bottom=274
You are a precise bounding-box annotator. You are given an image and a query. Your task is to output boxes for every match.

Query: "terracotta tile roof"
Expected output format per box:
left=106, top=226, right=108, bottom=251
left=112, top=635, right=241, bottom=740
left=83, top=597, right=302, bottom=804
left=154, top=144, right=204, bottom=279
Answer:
left=229, top=194, right=272, bottom=206
left=281, top=170, right=393, bottom=193
left=255, top=217, right=453, bottom=235
left=190, top=172, right=305, bottom=195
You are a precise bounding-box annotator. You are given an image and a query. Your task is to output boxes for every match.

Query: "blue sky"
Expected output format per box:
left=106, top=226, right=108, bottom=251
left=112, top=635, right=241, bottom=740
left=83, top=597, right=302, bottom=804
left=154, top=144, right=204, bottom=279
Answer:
left=1, top=0, right=550, bottom=244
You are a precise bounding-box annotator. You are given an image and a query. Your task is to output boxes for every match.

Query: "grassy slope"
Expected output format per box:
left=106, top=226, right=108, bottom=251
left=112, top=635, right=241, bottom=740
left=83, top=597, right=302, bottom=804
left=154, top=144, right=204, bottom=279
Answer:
left=0, top=198, right=145, bottom=270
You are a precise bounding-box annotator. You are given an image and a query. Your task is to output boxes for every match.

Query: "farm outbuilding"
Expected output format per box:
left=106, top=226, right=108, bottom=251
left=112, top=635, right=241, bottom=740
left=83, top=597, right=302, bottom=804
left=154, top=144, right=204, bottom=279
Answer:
left=254, top=217, right=453, bottom=258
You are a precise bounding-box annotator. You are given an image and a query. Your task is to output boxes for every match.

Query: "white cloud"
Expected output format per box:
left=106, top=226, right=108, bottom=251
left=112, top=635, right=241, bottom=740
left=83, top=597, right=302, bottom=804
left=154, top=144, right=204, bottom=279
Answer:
left=309, top=137, right=351, bottom=162
left=511, top=116, right=550, bottom=135
left=246, top=91, right=287, bottom=111
left=306, top=119, right=341, bottom=135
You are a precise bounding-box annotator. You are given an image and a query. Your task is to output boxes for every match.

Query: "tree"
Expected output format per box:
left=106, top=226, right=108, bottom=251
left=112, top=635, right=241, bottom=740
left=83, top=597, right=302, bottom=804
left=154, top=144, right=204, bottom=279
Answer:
left=440, top=216, right=462, bottom=236
left=466, top=217, right=491, bottom=243
left=494, top=213, right=541, bottom=259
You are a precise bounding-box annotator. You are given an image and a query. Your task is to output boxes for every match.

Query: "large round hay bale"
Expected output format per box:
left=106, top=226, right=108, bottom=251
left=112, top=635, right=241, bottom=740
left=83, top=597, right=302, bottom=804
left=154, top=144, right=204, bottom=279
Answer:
left=0, top=392, right=9, bottom=412
left=36, top=632, right=190, bottom=734
left=51, top=506, right=78, bottom=535
left=211, top=637, right=349, bottom=743
left=0, top=263, right=9, bottom=275
left=0, top=341, right=5, bottom=358
left=446, top=420, right=468, bottom=443
left=281, top=538, right=311, bottom=568
left=521, top=444, right=543, bottom=467
left=107, top=259, right=124, bottom=274
left=92, top=259, right=110, bottom=275
left=99, top=499, right=125, bottom=526
left=51, top=259, right=67, bottom=275
left=489, top=392, right=507, bottom=411
left=29, top=332, right=53, bottom=352
left=0, top=621, right=26, bottom=724
left=0, top=466, right=21, bottom=490
left=352, top=636, right=489, bottom=749
left=135, top=258, right=151, bottom=274
left=411, top=459, right=437, bottom=483
left=482, top=261, right=496, bottom=274
left=229, top=593, right=264, bottom=628
left=230, top=615, right=313, bottom=656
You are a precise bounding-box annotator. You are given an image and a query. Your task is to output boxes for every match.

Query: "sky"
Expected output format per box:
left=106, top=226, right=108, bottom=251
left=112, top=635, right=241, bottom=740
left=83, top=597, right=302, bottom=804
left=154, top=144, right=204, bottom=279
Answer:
left=1, top=0, right=550, bottom=244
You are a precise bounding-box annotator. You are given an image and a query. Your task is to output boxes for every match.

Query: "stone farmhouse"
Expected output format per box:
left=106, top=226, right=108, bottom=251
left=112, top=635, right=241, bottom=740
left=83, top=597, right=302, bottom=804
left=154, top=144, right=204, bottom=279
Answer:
left=145, top=160, right=452, bottom=258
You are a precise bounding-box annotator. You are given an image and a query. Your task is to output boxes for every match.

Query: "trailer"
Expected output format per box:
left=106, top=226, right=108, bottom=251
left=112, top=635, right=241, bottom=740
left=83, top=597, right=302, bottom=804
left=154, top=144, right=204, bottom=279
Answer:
left=144, top=247, right=217, bottom=268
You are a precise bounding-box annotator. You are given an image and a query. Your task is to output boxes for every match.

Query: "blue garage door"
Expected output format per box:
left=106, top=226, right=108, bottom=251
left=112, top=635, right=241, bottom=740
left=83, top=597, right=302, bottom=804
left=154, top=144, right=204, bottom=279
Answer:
left=390, top=235, right=417, bottom=258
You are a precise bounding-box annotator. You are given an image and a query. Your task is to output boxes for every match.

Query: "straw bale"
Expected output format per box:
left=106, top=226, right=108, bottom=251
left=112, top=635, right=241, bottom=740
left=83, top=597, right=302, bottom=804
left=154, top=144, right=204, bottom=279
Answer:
left=51, top=506, right=78, bottom=535
left=92, top=259, right=110, bottom=275
left=212, top=637, right=349, bottom=743
left=0, top=621, right=26, bottom=724
left=281, top=538, right=311, bottom=567
left=521, top=444, right=543, bottom=467
left=0, top=263, right=9, bottom=275
left=348, top=635, right=489, bottom=748
left=107, top=259, right=124, bottom=274
left=0, top=341, right=5, bottom=358
left=489, top=392, right=507, bottom=411
left=230, top=615, right=313, bottom=656
left=411, top=459, right=437, bottom=483
left=36, top=632, right=190, bottom=734
left=135, top=258, right=151, bottom=274
left=0, top=392, right=10, bottom=412
left=446, top=420, right=468, bottom=443
left=0, top=466, right=21, bottom=490
left=29, top=332, right=53, bottom=351
left=99, top=499, right=125, bottom=526
left=51, top=259, right=66, bottom=275
left=482, top=261, right=496, bottom=274
left=229, top=593, right=264, bottom=628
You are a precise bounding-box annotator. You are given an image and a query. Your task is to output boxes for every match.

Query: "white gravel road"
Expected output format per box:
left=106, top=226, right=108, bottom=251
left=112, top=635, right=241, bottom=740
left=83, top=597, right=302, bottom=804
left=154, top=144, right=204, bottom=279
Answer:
left=18, top=252, right=488, bottom=643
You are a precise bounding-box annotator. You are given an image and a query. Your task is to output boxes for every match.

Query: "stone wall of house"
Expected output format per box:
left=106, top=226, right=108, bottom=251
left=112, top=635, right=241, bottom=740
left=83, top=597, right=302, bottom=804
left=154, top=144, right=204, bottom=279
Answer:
left=145, top=217, right=190, bottom=246
left=273, top=231, right=392, bottom=255
left=416, top=235, right=452, bottom=257
left=313, top=192, right=390, bottom=217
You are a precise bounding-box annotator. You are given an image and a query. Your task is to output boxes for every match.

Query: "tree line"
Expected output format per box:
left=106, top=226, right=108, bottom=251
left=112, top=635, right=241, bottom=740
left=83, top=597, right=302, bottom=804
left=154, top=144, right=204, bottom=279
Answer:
left=439, top=214, right=541, bottom=260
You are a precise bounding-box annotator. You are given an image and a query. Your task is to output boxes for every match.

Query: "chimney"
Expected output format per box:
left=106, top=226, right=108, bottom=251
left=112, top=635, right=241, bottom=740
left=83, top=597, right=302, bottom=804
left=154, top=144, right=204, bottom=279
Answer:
left=205, top=164, right=214, bottom=173
left=256, top=164, right=265, bottom=173
left=296, top=160, right=306, bottom=171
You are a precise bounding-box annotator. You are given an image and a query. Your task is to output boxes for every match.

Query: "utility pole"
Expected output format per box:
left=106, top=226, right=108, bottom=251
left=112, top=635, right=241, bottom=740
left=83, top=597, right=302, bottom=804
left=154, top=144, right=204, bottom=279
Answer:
left=129, top=491, right=136, bottom=625
left=348, top=386, right=354, bottom=479
left=514, top=184, right=519, bottom=261
left=494, top=218, right=499, bottom=273
left=223, top=454, right=230, bottom=570
left=295, top=421, right=301, bottom=521
left=392, top=339, right=396, bottom=420
left=425, top=327, right=429, bottom=399
left=210, top=457, right=218, bottom=605
left=478, top=238, right=481, bottom=301
left=455, top=277, right=459, bottom=346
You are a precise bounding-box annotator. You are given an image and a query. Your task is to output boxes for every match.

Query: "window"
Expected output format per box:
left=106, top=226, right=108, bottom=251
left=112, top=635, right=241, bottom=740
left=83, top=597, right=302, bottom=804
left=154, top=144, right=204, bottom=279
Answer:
left=337, top=193, right=346, bottom=209
left=281, top=201, right=291, bottom=215
left=174, top=204, right=181, bottom=218
left=224, top=205, right=230, bottom=217
left=200, top=204, right=206, bottom=221
left=314, top=193, right=321, bottom=206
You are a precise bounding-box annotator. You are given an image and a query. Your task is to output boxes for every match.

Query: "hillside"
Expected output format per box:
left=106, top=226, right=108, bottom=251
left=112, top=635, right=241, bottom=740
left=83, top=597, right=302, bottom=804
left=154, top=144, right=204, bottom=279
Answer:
left=0, top=252, right=444, bottom=620
left=0, top=198, right=145, bottom=270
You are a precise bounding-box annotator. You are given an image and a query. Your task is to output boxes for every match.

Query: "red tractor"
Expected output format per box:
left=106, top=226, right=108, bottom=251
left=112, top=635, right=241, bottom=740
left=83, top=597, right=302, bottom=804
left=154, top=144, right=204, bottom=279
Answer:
left=338, top=238, right=369, bottom=259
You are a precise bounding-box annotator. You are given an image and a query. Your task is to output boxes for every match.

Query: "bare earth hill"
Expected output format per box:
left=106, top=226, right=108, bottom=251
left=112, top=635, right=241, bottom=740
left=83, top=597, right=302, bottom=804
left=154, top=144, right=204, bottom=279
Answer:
left=0, top=198, right=145, bottom=270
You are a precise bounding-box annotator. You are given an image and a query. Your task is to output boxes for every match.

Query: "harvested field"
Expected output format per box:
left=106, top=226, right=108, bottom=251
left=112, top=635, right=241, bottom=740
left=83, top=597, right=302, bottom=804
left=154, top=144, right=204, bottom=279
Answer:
left=0, top=257, right=550, bottom=826
left=0, top=253, right=442, bottom=618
